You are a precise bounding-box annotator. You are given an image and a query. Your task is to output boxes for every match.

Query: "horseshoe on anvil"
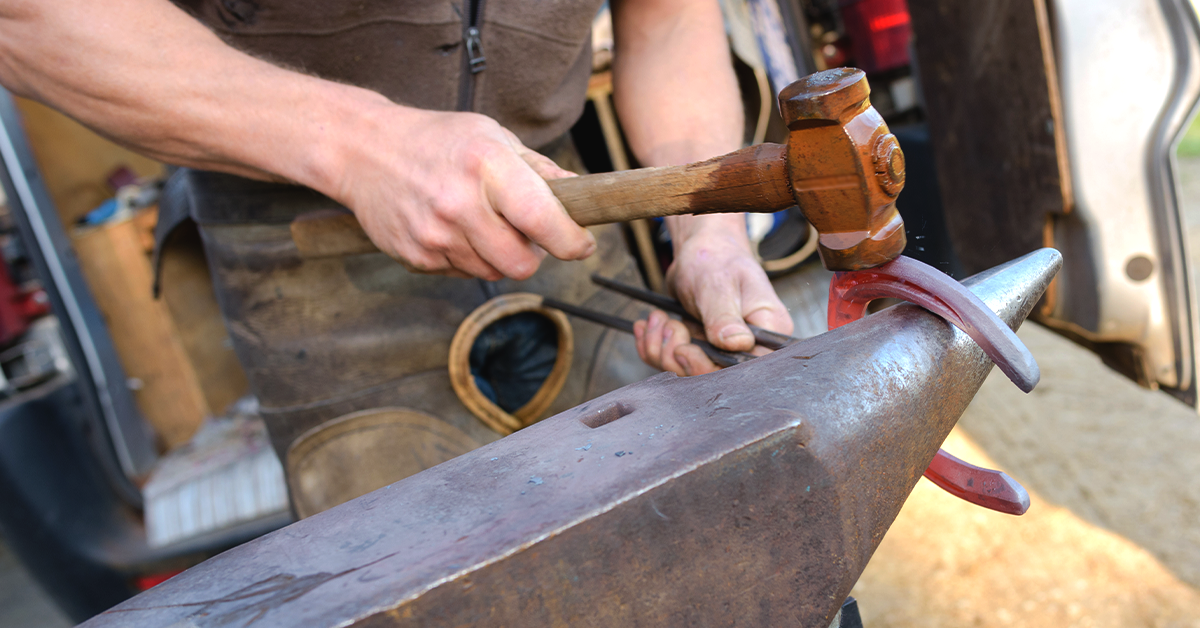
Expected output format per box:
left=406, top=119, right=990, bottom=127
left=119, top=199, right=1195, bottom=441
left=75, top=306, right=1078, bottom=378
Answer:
left=828, top=255, right=1035, bottom=516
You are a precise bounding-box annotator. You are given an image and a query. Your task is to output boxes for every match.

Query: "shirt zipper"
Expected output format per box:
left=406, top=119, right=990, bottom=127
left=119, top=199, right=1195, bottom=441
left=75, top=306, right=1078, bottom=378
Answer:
left=457, top=0, right=488, bottom=112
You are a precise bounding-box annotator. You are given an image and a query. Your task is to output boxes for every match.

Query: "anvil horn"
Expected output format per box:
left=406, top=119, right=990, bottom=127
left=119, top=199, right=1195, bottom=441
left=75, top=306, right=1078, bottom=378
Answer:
left=83, top=249, right=1062, bottom=628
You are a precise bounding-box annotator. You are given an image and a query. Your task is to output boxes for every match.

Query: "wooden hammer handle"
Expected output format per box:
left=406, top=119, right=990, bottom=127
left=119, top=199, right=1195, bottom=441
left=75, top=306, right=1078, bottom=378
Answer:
left=290, top=143, right=793, bottom=259
left=553, top=143, right=792, bottom=225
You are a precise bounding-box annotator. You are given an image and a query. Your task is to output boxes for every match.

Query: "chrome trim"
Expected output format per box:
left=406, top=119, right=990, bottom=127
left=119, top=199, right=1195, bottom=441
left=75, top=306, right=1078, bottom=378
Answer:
left=1049, top=0, right=1200, bottom=404
left=0, top=91, right=157, bottom=476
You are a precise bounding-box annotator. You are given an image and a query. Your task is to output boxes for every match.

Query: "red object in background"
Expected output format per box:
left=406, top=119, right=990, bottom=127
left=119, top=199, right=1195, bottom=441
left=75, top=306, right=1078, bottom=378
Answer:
left=133, top=569, right=184, bottom=591
left=839, top=0, right=912, bottom=74
left=106, top=165, right=139, bottom=192
left=820, top=37, right=851, bottom=69
left=0, top=257, right=49, bottom=346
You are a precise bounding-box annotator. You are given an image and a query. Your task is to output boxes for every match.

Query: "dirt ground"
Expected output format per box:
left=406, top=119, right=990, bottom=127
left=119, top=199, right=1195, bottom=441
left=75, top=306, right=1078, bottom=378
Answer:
left=845, top=158, right=1200, bottom=627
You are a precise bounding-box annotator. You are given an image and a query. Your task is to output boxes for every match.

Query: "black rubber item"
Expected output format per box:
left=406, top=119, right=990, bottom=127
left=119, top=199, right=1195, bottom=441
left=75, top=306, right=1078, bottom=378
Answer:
left=839, top=597, right=865, bottom=628
left=758, top=206, right=809, bottom=262
left=890, top=123, right=964, bottom=279
left=469, top=312, right=559, bottom=412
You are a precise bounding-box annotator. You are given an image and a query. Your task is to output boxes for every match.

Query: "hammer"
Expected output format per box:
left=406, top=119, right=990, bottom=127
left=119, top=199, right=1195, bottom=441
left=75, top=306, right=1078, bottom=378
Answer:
left=290, top=67, right=907, bottom=272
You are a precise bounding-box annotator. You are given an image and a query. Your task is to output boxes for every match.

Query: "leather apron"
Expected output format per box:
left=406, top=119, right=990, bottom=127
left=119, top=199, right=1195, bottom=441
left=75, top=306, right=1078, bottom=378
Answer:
left=160, top=0, right=654, bottom=516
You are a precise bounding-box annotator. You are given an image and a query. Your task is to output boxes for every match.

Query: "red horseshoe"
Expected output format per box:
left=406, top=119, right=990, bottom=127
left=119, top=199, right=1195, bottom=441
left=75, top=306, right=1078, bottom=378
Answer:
left=828, top=256, right=1033, bottom=516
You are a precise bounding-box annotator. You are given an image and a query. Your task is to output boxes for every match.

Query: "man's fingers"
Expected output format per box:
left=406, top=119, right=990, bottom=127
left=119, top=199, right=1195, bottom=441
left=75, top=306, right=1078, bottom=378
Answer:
left=634, top=310, right=722, bottom=377
left=336, top=111, right=590, bottom=281
left=503, top=128, right=577, bottom=181
left=635, top=311, right=691, bottom=376
left=633, top=319, right=648, bottom=364
left=446, top=249, right=508, bottom=281
left=739, top=270, right=795, bottom=336
left=518, top=147, right=577, bottom=181
left=657, top=319, right=693, bottom=376
left=461, top=208, right=546, bottom=280
left=379, top=227, right=471, bottom=278
left=398, top=209, right=519, bottom=280
left=412, top=245, right=502, bottom=281
left=494, top=126, right=593, bottom=261
left=482, top=152, right=596, bottom=262
left=686, top=261, right=794, bottom=351
left=673, top=343, right=719, bottom=377
left=692, top=275, right=756, bottom=353
left=745, top=305, right=794, bottom=336
left=639, top=310, right=670, bottom=369
left=398, top=254, right=473, bottom=279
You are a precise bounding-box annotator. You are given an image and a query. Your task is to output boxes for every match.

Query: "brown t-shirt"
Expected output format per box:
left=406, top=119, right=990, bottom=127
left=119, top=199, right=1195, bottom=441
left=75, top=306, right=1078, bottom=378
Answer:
left=173, top=0, right=604, bottom=149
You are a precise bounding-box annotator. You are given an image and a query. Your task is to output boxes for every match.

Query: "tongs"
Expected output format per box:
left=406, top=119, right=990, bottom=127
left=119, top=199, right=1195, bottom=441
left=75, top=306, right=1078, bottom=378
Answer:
left=541, top=274, right=793, bottom=368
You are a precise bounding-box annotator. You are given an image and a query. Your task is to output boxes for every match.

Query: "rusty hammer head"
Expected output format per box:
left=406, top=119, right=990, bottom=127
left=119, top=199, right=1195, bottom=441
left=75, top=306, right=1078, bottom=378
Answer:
left=777, top=68, right=906, bottom=271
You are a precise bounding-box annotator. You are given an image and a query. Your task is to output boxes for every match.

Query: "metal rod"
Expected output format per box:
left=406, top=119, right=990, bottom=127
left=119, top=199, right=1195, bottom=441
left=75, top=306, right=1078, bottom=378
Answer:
left=541, top=297, right=753, bottom=368
left=540, top=297, right=634, bottom=334
left=590, top=274, right=798, bottom=350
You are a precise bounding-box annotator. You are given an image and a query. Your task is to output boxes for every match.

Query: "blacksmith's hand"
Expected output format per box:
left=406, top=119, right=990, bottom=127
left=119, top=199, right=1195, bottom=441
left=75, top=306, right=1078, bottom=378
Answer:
left=634, top=214, right=792, bottom=376
left=342, top=109, right=596, bottom=280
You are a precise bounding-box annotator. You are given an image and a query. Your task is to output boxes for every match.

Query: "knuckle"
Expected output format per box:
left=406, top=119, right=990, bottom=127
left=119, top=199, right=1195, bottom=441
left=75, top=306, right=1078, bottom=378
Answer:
left=505, top=257, right=538, bottom=281
left=468, top=140, right=511, bottom=172
left=462, top=144, right=489, bottom=171
left=404, top=253, right=440, bottom=274
left=428, top=194, right=473, bottom=223
left=458, top=146, right=494, bottom=178
left=441, top=204, right=471, bottom=225
left=412, top=226, right=453, bottom=253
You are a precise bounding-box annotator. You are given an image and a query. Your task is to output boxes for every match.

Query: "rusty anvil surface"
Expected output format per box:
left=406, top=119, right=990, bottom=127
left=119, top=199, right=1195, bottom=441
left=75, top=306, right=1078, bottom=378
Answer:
left=84, top=249, right=1061, bottom=628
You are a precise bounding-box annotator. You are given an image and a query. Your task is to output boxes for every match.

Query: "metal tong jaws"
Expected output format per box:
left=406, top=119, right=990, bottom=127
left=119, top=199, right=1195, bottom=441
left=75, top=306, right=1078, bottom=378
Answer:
left=589, top=274, right=799, bottom=351
left=539, top=298, right=755, bottom=369
left=829, top=255, right=1038, bottom=516
left=542, top=275, right=776, bottom=368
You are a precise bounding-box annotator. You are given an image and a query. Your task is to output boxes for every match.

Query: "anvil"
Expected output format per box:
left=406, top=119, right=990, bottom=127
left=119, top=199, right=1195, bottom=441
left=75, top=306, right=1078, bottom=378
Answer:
left=83, top=248, right=1062, bottom=628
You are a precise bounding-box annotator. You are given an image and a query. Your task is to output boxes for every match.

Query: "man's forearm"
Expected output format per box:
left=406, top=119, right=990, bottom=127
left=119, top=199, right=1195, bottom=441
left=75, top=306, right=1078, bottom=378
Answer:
left=610, top=0, right=742, bottom=167
left=610, top=0, right=748, bottom=246
left=615, top=0, right=793, bottom=372
left=0, top=0, right=597, bottom=279
left=0, top=0, right=386, bottom=193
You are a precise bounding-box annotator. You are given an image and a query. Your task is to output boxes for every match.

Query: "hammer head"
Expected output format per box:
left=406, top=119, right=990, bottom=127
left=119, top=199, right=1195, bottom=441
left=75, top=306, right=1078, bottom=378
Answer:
left=779, top=68, right=907, bottom=271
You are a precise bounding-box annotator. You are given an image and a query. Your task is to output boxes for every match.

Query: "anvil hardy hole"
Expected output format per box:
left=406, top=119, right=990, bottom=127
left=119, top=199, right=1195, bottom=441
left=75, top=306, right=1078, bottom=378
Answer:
left=580, top=402, right=634, bottom=429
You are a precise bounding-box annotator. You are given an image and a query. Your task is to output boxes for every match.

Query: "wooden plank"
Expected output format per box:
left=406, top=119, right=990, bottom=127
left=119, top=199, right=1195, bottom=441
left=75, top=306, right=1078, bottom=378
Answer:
left=14, top=97, right=164, bottom=225
left=158, top=222, right=250, bottom=417
left=73, top=209, right=210, bottom=450
left=908, top=0, right=1071, bottom=275
left=586, top=70, right=666, bottom=294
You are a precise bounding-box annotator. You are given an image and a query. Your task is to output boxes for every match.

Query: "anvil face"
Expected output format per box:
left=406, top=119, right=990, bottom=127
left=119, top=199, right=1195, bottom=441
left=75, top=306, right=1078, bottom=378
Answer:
left=83, top=250, right=1061, bottom=628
